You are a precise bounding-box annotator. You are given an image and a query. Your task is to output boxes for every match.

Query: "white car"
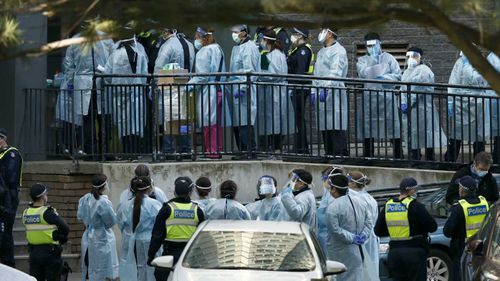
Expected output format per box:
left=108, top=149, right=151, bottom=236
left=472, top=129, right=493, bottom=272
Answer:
left=0, top=263, right=36, bottom=281
left=152, top=220, right=346, bottom=281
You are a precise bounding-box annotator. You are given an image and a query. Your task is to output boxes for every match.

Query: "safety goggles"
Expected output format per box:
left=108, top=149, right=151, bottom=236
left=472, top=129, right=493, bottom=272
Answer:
left=405, top=51, right=421, bottom=60
left=195, top=183, right=212, bottom=190
left=321, top=166, right=343, bottom=181
left=347, top=173, right=368, bottom=185
left=196, top=27, right=212, bottom=37
left=92, top=180, right=108, bottom=189
left=366, top=39, right=379, bottom=47
left=137, top=184, right=152, bottom=191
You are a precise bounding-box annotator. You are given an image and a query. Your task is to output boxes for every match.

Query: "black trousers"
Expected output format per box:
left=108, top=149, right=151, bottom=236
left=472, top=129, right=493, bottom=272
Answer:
left=411, top=148, right=436, bottom=161
left=233, top=125, right=256, bottom=152
left=154, top=244, right=185, bottom=281
left=444, top=139, right=485, bottom=162
left=492, top=136, right=500, bottom=164
left=290, top=89, right=310, bottom=154
left=29, top=244, right=63, bottom=281
left=322, top=130, right=348, bottom=156
left=0, top=213, right=15, bottom=267
left=364, top=138, right=403, bottom=159
left=258, top=135, right=282, bottom=151
left=387, top=247, right=427, bottom=281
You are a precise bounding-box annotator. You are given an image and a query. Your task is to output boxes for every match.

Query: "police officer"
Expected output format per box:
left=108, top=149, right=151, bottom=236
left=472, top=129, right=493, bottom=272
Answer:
left=22, top=183, right=69, bottom=281
left=148, top=177, right=205, bottom=281
left=287, top=28, right=314, bottom=154
left=374, top=177, right=437, bottom=281
left=444, top=176, right=489, bottom=281
left=0, top=128, right=23, bottom=267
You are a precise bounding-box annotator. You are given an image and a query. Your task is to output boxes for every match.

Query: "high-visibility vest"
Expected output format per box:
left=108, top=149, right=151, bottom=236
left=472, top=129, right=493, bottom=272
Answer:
left=165, top=202, right=199, bottom=242
left=22, top=206, right=58, bottom=245
left=288, top=44, right=315, bottom=74
left=0, top=146, right=23, bottom=186
left=385, top=197, right=414, bottom=240
left=459, top=196, right=489, bottom=238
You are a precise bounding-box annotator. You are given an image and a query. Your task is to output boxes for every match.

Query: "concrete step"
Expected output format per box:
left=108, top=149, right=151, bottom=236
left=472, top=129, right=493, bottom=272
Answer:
left=14, top=241, right=29, bottom=255
left=13, top=226, right=27, bottom=243
left=15, top=253, right=80, bottom=274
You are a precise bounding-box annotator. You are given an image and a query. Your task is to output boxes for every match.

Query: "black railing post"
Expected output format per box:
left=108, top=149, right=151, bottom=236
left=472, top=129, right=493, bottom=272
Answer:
left=246, top=72, right=253, bottom=159
left=151, top=74, right=158, bottom=162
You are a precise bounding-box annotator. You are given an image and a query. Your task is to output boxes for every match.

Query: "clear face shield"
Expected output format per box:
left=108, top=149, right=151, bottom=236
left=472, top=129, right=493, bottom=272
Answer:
left=259, top=177, right=276, bottom=196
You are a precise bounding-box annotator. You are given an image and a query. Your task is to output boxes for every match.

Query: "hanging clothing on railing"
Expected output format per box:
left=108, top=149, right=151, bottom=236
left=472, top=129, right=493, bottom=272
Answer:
left=104, top=38, right=148, bottom=152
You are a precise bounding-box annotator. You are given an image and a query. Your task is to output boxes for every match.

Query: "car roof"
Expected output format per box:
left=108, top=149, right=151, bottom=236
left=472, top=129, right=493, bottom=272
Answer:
left=200, top=220, right=307, bottom=234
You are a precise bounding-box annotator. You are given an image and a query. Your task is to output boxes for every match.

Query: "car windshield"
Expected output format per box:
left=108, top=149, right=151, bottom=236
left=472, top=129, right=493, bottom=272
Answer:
left=182, top=230, right=316, bottom=271
left=489, top=216, right=500, bottom=262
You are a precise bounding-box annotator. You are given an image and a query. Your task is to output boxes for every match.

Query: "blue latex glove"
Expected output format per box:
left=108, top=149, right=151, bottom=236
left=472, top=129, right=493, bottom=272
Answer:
left=375, top=75, right=385, bottom=80
left=353, top=234, right=367, bottom=245
left=233, top=89, right=246, bottom=99
left=401, top=103, right=408, bottom=114
left=310, top=93, right=316, bottom=106
left=67, top=84, right=74, bottom=96
left=448, top=103, right=454, bottom=117
left=319, top=89, right=328, bottom=102
left=281, top=186, right=292, bottom=196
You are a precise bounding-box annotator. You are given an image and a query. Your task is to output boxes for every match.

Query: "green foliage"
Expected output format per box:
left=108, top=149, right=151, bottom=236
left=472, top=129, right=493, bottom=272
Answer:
left=0, top=16, right=21, bottom=47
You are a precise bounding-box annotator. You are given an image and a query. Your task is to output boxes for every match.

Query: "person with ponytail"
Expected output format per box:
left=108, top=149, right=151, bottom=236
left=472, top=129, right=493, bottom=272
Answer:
left=205, top=180, right=251, bottom=220
left=77, top=174, right=119, bottom=281
left=117, top=164, right=168, bottom=213
left=347, top=171, right=380, bottom=277
left=117, top=176, right=162, bottom=281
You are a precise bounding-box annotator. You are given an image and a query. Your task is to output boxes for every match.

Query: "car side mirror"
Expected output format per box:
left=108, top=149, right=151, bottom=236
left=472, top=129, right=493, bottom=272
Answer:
left=152, top=255, right=174, bottom=270
left=324, top=260, right=347, bottom=276
left=469, top=240, right=484, bottom=256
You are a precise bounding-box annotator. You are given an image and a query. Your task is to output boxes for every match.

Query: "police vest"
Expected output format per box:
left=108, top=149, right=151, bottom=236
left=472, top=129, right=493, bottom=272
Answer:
left=385, top=197, right=414, bottom=240
left=0, top=146, right=23, bottom=186
left=459, top=196, right=489, bottom=238
left=288, top=44, right=315, bottom=74
left=165, top=202, right=199, bottom=242
left=22, top=206, right=58, bottom=245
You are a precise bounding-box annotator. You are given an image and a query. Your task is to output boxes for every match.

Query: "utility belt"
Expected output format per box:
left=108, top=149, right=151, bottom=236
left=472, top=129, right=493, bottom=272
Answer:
left=389, top=235, right=429, bottom=249
left=28, top=243, right=63, bottom=255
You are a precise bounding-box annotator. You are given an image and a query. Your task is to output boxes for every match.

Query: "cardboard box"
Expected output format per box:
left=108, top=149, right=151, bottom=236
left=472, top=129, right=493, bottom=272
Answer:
left=164, top=120, right=191, bottom=135
left=157, top=69, right=189, bottom=85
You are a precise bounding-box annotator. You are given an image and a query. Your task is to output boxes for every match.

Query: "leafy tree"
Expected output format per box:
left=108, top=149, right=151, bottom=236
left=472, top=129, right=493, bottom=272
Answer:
left=0, top=0, right=498, bottom=91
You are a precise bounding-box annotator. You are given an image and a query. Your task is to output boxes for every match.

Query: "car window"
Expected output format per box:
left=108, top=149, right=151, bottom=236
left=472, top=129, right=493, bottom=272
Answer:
left=182, top=230, right=316, bottom=271
left=479, top=211, right=493, bottom=242
left=487, top=216, right=500, bottom=262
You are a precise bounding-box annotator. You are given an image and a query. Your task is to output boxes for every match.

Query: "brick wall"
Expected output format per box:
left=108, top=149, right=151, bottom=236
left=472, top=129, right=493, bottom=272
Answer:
left=22, top=173, right=92, bottom=254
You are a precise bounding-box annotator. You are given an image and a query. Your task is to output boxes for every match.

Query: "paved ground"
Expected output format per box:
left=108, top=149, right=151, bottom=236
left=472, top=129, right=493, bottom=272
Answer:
left=68, top=272, right=82, bottom=281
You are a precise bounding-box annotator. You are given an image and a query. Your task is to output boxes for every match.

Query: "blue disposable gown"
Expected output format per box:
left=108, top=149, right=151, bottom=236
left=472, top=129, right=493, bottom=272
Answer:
left=154, top=35, right=195, bottom=73
left=104, top=39, right=149, bottom=138
left=76, top=193, right=92, bottom=281
left=356, top=52, right=402, bottom=139
left=228, top=39, right=261, bottom=126
left=317, top=188, right=334, bottom=251
left=401, top=64, right=447, bottom=149
left=257, top=49, right=295, bottom=135
left=205, top=198, right=251, bottom=220
left=281, top=188, right=317, bottom=230
left=193, top=197, right=217, bottom=213
left=313, top=42, right=349, bottom=131
left=117, top=187, right=167, bottom=214
left=187, top=43, right=231, bottom=127
left=117, top=195, right=162, bottom=281
left=55, top=60, right=72, bottom=124
left=245, top=196, right=289, bottom=221
left=326, top=194, right=373, bottom=281
left=61, top=32, right=114, bottom=125
left=349, top=189, right=380, bottom=277
left=448, top=56, right=490, bottom=141
left=486, top=53, right=500, bottom=137
left=85, top=194, right=119, bottom=281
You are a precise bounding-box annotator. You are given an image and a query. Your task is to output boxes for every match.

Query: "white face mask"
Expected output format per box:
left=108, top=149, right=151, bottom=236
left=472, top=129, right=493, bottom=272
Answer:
left=232, top=32, right=241, bottom=44
left=407, top=57, right=419, bottom=68
left=318, top=29, right=328, bottom=43
left=290, top=35, right=299, bottom=44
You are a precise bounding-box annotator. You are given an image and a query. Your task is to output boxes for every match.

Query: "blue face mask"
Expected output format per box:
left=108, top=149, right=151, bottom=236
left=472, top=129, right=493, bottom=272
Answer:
left=471, top=164, right=488, bottom=178
left=367, top=43, right=381, bottom=57
left=194, top=40, right=203, bottom=50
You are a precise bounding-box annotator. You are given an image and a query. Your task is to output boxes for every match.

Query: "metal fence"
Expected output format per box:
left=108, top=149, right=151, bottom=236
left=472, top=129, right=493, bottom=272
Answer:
left=20, top=72, right=498, bottom=170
